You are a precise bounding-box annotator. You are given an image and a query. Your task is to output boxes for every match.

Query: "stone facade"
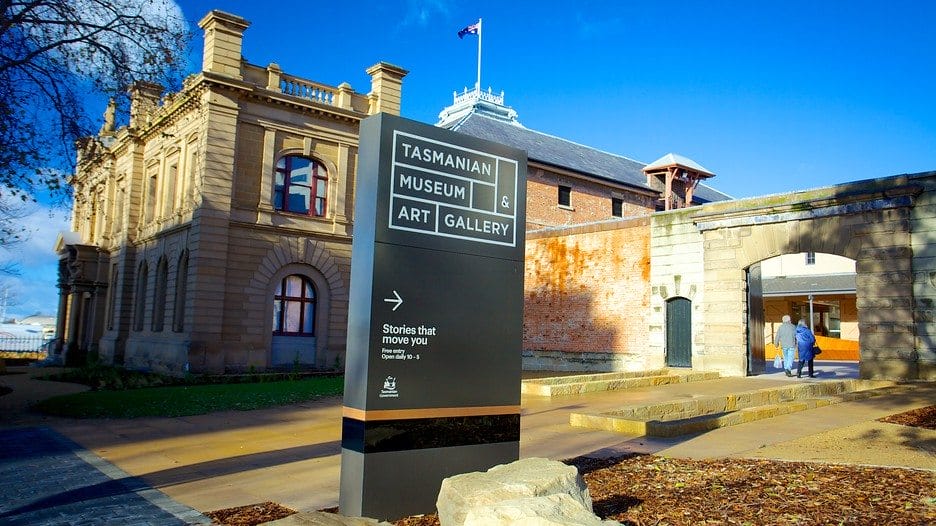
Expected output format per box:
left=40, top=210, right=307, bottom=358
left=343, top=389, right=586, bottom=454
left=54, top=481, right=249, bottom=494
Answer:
left=57, top=10, right=406, bottom=373
left=649, top=172, right=936, bottom=380
left=909, top=174, right=936, bottom=380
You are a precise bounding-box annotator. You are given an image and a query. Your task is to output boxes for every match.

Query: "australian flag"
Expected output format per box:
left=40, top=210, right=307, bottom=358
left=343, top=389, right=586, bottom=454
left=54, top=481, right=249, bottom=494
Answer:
left=458, top=21, right=480, bottom=38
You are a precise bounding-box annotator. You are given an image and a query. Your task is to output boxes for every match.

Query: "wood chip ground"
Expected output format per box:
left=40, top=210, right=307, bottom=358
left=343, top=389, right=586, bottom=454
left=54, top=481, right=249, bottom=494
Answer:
left=206, top=405, right=935, bottom=525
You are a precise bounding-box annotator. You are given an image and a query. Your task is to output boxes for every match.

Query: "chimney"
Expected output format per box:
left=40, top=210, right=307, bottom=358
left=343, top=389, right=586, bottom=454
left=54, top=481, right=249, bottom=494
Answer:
left=128, top=81, right=163, bottom=128
left=366, top=62, right=408, bottom=115
left=197, top=10, right=250, bottom=80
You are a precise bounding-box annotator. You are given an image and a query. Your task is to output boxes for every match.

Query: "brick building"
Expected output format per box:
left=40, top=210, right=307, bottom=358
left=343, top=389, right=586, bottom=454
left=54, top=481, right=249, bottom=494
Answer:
left=437, top=90, right=731, bottom=370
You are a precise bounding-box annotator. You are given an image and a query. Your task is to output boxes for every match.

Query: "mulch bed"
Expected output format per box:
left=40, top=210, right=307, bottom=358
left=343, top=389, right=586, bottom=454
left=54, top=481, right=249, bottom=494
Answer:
left=207, top=406, right=936, bottom=525
left=205, top=502, right=295, bottom=525
left=877, top=404, right=936, bottom=430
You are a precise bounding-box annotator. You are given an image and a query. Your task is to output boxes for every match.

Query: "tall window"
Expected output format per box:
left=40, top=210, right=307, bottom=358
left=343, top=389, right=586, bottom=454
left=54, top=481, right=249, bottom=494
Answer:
left=274, top=155, right=327, bottom=216
left=806, top=252, right=816, bottom=265
left=173, top=251, right=188, bottom=333
left=152, top=257, right=168, bottom=332
left=183, top=136, right=198, bottom=205
left=133, top=261, right=148, bottom=331
left=272, top=274, right=316, bottom=335
left=144, top=165, right=158, bottom=223
left=162, top=160, right=178, bottom=218
left=106, top=265, right=118, bottom=331
left=558, top=185, right=572, bottom=207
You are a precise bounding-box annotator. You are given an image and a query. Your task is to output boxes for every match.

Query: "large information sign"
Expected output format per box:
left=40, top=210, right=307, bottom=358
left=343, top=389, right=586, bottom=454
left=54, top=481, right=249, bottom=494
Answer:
left=339, top=113, right=526, bottom=520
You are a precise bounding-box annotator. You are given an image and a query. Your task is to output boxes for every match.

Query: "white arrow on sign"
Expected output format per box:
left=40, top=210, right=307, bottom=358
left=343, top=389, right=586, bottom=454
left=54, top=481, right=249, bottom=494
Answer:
left=383, top=290, right=403, bottom=311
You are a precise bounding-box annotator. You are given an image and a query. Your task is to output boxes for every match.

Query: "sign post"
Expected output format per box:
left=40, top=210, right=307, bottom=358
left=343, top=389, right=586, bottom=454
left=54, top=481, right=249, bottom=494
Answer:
left=339, top=113, right=527, bottom=520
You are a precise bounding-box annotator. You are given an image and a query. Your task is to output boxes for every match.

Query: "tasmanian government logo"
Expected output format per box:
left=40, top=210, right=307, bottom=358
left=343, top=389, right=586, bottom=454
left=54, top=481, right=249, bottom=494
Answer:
left=379, top=376, right=399, bottom=398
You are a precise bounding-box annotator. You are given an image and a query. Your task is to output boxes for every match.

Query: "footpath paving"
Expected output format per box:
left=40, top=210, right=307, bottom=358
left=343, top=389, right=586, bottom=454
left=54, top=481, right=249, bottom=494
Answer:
left=0, top=426, right=209, bottom=525
left=0, top=362, right=933, bottom=525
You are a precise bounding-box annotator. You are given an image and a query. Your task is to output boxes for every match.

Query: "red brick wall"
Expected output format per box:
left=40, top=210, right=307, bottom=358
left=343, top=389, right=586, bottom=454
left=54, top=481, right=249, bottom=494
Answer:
left=525, top=166, right=655, bottom=229
left=524, top=218, right=651, bottom=354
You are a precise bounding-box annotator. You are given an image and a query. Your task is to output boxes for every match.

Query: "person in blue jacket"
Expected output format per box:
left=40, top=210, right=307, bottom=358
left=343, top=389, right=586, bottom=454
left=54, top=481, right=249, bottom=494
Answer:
left=795, top=319, right=817, bottom=378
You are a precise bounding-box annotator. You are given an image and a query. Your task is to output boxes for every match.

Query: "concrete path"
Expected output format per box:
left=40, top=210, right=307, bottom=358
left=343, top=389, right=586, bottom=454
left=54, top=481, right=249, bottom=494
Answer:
left=1, top=362, right=933, bottom=523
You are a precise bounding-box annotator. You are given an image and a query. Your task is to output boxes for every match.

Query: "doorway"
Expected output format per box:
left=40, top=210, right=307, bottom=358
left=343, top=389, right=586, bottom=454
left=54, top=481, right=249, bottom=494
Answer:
left=665, top=297, right=692, bottom=367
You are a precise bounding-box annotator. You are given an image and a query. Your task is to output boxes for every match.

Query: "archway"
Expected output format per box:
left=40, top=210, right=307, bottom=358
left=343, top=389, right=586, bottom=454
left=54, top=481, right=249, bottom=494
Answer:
left=648, top=173, right=929, bottom=380
left=757, top=252, right=859, bottom=374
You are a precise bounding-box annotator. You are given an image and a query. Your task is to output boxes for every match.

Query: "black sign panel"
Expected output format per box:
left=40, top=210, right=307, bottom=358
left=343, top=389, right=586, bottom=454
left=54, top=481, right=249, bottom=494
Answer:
left=340, top=113, right=527, bottom=520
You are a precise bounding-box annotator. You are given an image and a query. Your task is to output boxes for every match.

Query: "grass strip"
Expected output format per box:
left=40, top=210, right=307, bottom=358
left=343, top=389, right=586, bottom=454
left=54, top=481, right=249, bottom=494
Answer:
left=34, top=375, right=344, bottom=418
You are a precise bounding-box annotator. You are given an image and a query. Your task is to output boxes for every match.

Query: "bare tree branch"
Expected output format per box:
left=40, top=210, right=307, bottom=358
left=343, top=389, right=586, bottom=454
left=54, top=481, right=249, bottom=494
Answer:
left=0, top=0, right=190, bottom=200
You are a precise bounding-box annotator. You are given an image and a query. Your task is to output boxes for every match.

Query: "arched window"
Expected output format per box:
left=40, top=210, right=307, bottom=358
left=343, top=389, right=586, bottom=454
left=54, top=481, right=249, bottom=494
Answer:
left=274, top=155, right=327, bottom=216
left=133, top=261, right=148, bottom=332
left=272, top=274, right=316, bottom=336
left=152, top=257, right=168, bottom=332
left=172, top=251, right=188, bottom=333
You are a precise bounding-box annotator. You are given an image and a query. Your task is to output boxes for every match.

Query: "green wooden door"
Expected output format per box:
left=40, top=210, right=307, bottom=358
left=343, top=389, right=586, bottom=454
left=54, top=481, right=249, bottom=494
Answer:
left=665, top=297, right=692, bottom=368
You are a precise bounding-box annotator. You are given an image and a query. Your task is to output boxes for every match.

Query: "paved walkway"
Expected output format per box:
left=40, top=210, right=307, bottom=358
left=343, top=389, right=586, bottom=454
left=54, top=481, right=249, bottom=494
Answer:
left=1, top=362, right=933, bottom=524
left=0, top=426, right=208, bottom=525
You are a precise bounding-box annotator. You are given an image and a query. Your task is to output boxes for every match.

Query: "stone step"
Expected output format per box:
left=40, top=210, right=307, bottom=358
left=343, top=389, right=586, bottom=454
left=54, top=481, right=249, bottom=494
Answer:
left=521, top=369, right=721, bottom=397
left=569, top=380, right=899, bottom=437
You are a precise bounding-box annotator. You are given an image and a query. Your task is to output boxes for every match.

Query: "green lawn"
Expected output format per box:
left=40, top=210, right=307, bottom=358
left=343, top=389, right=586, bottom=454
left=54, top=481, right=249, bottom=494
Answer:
left=34, top=375, right=344, bottom=418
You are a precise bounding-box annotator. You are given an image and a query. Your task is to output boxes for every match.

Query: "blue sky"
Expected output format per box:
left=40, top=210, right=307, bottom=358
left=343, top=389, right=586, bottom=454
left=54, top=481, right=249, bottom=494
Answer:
left=173, top=0, right=935, bottom=197
left=6, top=0, right=936, bottom=320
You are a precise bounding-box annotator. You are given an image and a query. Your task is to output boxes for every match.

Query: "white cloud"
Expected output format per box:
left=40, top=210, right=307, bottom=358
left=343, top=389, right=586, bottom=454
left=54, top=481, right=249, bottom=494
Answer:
left=1, top=204, right=72, bottom=321
left=401, top=0, right=451, bottom=27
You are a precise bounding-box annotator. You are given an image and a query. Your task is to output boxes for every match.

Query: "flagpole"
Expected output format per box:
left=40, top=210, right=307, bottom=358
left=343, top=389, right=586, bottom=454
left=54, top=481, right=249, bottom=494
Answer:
left=476, top=18, right=482, bottom=92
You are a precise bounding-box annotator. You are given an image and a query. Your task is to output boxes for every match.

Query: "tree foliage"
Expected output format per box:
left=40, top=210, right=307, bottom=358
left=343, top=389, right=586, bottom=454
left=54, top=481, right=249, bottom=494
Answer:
left=0, top=0, right=190, bottom=201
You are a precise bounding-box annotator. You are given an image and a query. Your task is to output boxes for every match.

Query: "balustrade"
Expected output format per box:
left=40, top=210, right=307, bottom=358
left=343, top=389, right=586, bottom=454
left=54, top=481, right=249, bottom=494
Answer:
left=279, top=74, right=336, bottom=105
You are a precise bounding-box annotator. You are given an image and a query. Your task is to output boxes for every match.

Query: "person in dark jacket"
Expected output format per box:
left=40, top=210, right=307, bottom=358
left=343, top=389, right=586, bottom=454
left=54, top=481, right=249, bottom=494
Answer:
left=795, top=319, right=817, bottom=378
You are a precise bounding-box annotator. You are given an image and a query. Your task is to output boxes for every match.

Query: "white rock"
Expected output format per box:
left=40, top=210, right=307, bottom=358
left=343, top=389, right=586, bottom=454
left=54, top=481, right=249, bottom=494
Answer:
left=463, top=493, right=621, bottom=526
left=436, top=457, right=594, bottom=526
left=262, top=511, right=393, bottom=526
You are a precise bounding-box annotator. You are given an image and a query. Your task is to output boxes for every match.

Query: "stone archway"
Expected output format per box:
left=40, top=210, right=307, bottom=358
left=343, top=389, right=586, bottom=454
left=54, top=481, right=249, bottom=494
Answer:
left=649, top=172, right=936, bottom=380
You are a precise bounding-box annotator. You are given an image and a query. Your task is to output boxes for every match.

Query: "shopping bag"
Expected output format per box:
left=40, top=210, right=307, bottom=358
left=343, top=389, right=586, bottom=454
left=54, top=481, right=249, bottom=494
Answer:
left=773, top=353, right=782, bottom=368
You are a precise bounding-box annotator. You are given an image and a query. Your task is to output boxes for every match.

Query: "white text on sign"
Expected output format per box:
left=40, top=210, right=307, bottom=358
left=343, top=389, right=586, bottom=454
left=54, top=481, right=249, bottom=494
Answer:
left=389, top=131, right=518, bottom=247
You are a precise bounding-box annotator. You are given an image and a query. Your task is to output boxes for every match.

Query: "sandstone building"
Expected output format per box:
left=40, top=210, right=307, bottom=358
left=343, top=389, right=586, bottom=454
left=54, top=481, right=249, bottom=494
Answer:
left=57, top=11, right=405, bottom=372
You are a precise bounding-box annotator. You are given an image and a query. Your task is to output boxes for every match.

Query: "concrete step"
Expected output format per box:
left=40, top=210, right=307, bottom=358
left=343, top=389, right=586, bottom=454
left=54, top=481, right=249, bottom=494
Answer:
left=569, top=380, right=900, bottom=437
left=521, top=369, right=721, bottom=397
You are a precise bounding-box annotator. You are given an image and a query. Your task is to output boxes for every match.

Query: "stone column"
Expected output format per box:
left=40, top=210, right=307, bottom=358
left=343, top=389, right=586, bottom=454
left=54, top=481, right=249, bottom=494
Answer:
left=53, top=260, right=69, bottom=359
left=365, top=62, right=408, bottom=116
left=198, top=10, right=250, bottom=79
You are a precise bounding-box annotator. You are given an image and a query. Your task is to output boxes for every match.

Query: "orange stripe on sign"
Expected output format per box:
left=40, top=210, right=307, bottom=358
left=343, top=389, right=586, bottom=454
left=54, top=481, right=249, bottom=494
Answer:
left=342, top=405, right=521, bottom=421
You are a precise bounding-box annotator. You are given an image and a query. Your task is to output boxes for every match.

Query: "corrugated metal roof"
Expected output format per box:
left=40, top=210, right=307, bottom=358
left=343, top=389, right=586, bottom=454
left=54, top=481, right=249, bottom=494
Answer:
left=762, top=274, right=857, bottom=296
left=445, top=111, right=732, bottom=204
